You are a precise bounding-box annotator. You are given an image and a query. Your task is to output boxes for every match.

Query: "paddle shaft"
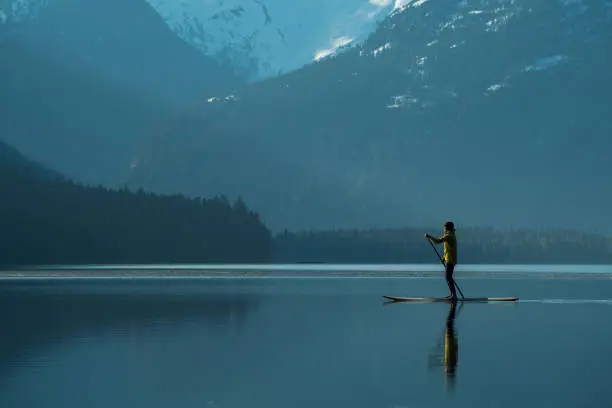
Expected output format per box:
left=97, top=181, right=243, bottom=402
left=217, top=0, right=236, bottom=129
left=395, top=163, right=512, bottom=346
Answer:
left=426, top=238, right=465, bottom=299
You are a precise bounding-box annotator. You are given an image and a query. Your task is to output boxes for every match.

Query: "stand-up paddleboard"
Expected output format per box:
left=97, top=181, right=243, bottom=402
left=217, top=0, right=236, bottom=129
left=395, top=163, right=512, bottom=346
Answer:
left=383, top=295, right=518, bottom=303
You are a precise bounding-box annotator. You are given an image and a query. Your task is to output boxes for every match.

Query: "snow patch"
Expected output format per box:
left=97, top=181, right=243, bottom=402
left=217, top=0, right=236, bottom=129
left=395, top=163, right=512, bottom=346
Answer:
left=362, top=41, right=392, bottom=57
left=369, top=0, right=392, bottom=6
left=207, top=94, right=239, bottom=103
left=523, top=55, right=568, bottom=72
left=392, top=0, right=430, bottom=16
left=387, top=94, right=418, bottom=109
left=314, top=36, right=355, bottom=61
left=485, top=6, right=521, bottom=32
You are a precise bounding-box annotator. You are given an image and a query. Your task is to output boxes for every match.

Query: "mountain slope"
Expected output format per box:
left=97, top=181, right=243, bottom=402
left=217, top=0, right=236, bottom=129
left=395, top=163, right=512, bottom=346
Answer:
left=129, top=0, right=612, bottom=232
left=0, top=139, right=63, bottom=181
left=0, top=0, right=241, bottom=186
left=0, top=139, right=271, bottom=266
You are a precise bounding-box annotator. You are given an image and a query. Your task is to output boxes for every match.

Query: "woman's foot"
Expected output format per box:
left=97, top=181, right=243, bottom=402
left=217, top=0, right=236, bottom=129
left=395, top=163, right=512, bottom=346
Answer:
left=444, top=295, right=458, bottom=303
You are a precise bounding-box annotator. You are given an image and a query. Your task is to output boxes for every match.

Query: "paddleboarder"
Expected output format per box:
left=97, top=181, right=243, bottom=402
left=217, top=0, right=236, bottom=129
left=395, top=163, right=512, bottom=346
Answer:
left=425, top=221, right=458, bottom=302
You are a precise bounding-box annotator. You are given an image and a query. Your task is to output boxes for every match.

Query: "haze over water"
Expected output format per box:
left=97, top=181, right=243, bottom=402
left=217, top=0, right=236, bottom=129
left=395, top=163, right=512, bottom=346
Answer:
left=1, top=265, right=612, bottom=408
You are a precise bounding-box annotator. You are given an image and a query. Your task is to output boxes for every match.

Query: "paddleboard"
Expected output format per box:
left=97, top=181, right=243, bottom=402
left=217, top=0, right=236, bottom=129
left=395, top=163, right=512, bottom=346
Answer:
left=383, top=295, right=518, bottom=303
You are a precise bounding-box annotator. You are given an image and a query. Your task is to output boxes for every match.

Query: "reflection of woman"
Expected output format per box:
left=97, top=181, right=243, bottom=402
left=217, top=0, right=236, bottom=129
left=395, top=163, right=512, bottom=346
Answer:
left=444, top=302, right=459, bottom=386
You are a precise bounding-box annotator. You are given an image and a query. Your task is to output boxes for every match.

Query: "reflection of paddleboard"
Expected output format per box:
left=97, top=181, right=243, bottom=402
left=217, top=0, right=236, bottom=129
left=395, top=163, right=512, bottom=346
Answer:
left=383, top=295, right=519, bottom=303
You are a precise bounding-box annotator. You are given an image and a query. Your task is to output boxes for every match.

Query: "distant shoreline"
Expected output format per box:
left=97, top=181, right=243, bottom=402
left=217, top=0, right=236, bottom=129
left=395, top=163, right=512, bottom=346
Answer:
left=1, top=264, right=611, bottom=279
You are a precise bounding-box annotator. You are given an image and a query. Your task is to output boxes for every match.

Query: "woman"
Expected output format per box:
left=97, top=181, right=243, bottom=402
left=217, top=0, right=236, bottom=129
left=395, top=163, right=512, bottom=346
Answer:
left=425, top=221, right=458, bottom=301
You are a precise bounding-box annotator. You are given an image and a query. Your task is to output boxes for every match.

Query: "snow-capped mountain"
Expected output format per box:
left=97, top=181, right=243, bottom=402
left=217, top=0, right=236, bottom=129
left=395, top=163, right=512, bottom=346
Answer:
left=2, top=0, right=437, bottom=81
left=146, top=0, right=412, bottom=80
left=128, top=0, right=612, bottom=232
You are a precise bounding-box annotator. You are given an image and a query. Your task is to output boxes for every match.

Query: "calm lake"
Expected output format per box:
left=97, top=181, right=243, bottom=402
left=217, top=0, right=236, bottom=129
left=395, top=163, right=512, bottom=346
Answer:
left=1, top=264, right=612, bottom=408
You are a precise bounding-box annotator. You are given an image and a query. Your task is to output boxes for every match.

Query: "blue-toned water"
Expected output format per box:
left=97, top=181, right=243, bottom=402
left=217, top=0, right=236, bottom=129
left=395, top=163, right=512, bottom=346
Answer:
left=1, top=266, right=611, bottom=408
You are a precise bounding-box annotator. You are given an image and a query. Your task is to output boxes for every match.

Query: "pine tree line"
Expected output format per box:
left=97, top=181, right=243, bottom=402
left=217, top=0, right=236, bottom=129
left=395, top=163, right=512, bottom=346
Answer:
left=0, top=167, right=271, bottom=266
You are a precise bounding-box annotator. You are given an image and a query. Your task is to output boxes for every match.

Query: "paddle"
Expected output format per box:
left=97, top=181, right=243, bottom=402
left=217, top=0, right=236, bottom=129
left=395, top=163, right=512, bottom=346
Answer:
left=426, top=237, right=466, bottom=299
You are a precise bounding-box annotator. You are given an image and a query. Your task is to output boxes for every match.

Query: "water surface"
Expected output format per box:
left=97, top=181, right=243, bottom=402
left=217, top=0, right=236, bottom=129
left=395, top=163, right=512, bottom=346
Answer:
left=1, top=269, right=611, bottom=408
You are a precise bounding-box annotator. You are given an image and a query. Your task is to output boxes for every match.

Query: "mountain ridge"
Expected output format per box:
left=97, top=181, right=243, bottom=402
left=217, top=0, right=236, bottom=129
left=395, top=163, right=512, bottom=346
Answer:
left=128, top=0, right=612, bottom=232
left=0, top=0, right=243, bottom=186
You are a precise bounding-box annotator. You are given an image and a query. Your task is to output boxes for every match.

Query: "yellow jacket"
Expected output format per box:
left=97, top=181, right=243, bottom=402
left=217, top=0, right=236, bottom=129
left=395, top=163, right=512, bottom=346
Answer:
left=430, top=231, right=458, bottom=264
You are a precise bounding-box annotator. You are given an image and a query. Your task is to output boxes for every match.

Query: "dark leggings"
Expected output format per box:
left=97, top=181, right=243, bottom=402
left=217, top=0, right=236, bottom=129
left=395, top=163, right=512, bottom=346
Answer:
left=446, top=263, right=457, bottom=298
